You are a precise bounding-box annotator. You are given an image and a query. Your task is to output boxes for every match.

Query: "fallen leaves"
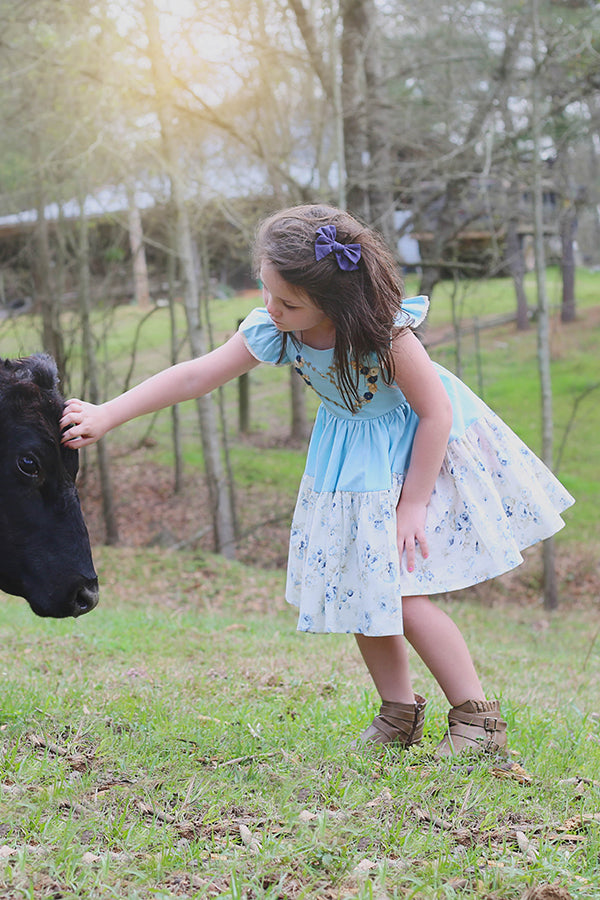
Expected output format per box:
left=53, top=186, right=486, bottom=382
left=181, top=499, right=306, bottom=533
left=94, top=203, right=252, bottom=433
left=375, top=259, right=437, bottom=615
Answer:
left=490, top=760, right=533, bottom=784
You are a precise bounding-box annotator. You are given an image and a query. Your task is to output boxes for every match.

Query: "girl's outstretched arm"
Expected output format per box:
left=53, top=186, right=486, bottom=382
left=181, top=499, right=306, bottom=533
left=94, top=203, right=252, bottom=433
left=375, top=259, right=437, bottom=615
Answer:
left=60, top=331, right=259, bottom=449
left=391, top=329, right=453, bottom=572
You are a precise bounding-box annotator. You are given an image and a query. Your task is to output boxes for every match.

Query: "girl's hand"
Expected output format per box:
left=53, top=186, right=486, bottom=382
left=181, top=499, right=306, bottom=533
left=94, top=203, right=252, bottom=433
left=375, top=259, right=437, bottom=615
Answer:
left=396, top=500, right=429, bottom=574
left=60, top=399, right=109, bottom=448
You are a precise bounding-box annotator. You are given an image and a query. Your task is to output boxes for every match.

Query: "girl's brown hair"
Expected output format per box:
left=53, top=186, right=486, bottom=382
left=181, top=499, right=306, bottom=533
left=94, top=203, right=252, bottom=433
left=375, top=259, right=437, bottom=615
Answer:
left=253, top=204, right=406, bottom=412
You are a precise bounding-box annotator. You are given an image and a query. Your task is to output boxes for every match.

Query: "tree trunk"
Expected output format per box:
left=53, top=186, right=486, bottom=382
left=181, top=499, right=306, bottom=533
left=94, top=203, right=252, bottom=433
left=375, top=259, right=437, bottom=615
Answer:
left=167, top=234, right=184, bottom=494
left=559, top=193, right=577, bottom=323
left=144, top=0, right=236, bottom=558
left=33, top=173, right=66, bottom=385
left=331, top=16, right=347, bottom=210
left=78, top=191, right=119, bottom=545
left=588, top=123, right=600, bottom=266
left=340, top=0, right=395, bottom=236
left=127, top=184, right=151, bottom=309
left=341, top=0, right=369, bottom=219
left=417, top=179, right=466, bottom=298
left=449, top=267, right=464, bottom=381
left=287, top=0, right=346, bottom=208
left=555, top=140, right=578, bottom=324
left=238, top=316, right=250, bottom=433
left=199, top=240, right=239, bottom=544
left=531, top=0, right=557, bottom=611
left=290, top=367, right=310, bottom=442
left=506, top=225, right=530, bottom=331
left=504, top=178, right=530, bottom=331
left=363, top=1, right=394, bottom=246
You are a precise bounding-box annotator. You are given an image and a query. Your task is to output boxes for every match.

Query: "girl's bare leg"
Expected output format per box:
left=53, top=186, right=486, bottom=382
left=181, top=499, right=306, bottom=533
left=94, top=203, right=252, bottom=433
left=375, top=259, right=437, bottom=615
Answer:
left=401, top=594, right=486, bottom=706
left=354, top=633, right=415, bottom=703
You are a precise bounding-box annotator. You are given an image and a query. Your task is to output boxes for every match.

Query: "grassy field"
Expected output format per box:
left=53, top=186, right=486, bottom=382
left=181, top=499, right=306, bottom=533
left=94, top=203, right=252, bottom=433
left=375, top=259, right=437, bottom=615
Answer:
left=1, top=546, right=600, bottom=900
left=1, top=269, right=599, bottom=898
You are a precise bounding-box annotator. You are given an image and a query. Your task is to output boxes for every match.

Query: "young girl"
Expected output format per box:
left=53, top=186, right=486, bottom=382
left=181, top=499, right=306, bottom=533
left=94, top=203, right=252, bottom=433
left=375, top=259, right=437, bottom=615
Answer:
left=61, top=204, right=574, bottom=756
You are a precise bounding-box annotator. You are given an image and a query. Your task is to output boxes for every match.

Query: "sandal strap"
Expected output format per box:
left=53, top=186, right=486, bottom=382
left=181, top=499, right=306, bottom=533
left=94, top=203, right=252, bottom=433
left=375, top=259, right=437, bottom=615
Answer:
left=354, top=694, right=427, bottom=749
left=436, top=699, right=507, bottom=756
left=361, top=715, right=408, bottom=743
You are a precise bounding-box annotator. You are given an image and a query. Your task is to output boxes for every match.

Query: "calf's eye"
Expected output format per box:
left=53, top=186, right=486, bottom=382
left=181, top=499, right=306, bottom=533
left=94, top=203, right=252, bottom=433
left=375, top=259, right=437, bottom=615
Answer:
left=17, top=455, right=41, bottom=478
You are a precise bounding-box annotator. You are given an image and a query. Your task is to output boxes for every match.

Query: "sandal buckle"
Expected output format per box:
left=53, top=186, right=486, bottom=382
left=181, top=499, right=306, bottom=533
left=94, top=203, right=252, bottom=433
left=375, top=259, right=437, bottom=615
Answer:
left=483, top=716, right=498, bottom=732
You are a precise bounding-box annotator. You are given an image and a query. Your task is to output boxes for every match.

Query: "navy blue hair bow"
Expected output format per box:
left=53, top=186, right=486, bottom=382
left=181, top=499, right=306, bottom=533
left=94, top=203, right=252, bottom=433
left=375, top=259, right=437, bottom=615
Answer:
left=314, top=224, right=361, bottom=271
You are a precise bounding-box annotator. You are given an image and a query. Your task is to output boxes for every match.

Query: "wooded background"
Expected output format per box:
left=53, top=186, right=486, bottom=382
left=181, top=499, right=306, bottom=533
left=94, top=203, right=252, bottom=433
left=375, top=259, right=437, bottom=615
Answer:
left=0, top=0, right=598, bottom=605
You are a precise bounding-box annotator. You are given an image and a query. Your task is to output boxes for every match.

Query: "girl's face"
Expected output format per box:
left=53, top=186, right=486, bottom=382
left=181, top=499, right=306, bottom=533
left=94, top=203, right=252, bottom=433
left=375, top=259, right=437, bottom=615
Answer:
left=260, top=261, right=334, bottom=345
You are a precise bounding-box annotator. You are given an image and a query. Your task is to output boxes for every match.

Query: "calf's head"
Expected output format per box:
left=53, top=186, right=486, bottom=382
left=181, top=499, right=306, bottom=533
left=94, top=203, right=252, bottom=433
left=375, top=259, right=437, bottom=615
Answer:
left=0, top=354, right=99, bottom=617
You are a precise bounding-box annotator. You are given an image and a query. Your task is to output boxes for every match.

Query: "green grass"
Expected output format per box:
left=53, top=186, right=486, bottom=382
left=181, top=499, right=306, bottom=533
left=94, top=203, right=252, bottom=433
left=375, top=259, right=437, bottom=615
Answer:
left=1, top=547, right=600, bottom=899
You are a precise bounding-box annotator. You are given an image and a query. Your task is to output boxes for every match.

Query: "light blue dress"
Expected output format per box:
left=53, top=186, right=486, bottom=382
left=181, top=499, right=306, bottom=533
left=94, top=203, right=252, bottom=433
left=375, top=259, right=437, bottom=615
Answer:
left=239, top=296, right=574, bottom=636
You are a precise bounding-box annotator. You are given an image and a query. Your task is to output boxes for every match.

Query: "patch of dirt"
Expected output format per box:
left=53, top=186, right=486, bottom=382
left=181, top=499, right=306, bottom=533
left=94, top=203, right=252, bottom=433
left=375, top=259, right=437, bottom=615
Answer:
left=77, top=457, right=293, bottom=571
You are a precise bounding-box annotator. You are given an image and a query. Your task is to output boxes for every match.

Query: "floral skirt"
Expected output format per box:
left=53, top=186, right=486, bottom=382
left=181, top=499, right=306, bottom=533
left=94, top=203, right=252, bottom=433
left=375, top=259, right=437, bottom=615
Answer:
left=285, top=413, right=574, bottom=636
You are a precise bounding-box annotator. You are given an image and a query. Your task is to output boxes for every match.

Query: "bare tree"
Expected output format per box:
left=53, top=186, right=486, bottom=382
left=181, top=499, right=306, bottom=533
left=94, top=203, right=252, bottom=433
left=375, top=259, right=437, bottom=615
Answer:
left=339, top=0, right=394, bottom=241
left=531, top=0, right=558, bottom=611
left=33, top=171, right=67, bottom=383
left=126, top=184, right=151, bottom=309
left=77, top=189, right=119, bottom=544
left=143, top=0, right=236, bottom=558
left=286, top=0, right=346, bottom=207
left=290, top=368, right=311, bottom=442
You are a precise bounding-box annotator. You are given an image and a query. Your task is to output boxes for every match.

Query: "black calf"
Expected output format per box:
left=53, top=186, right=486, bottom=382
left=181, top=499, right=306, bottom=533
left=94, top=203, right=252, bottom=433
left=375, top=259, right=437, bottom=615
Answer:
left=0, top=354, right=98, bottom=617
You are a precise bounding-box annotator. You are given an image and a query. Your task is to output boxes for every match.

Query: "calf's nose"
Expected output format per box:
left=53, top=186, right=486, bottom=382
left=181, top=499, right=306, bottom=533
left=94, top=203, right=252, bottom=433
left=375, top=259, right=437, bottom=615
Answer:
left=72, top=578, right=99, bottom=616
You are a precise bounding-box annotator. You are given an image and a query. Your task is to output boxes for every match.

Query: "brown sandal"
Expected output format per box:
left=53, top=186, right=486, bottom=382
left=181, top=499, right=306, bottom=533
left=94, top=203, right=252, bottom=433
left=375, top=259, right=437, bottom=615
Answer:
left=435, top=699, right=507, bottom=756
left=352, top=694, right=427, bottom=749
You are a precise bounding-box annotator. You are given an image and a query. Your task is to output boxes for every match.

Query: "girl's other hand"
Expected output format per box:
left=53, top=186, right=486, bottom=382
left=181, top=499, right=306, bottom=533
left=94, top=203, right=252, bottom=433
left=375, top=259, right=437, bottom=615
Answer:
left=60, top=399, right=108, bottom=448
left=395, top=500, right=429, bottom=573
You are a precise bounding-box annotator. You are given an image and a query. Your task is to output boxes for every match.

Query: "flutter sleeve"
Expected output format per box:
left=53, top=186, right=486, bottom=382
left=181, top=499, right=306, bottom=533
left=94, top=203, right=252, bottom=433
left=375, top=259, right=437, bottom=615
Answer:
left=238, top=307, right=291, bottom=366
left=396, top=295, right=430, bottom=329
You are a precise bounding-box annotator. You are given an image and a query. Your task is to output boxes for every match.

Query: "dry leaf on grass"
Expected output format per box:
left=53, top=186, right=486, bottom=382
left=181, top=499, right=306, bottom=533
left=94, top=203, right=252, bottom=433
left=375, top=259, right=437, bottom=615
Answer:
left=491, top=761, right=532, bottom=783
left=238, top=822, right=261, bottom=854
left=515, top=829, right=538, bottom=862
left=560, top=812, right=600, bottom=831
left=353, top=858, right=377, bottom=873
left=298, top=810, right=317, bottom=823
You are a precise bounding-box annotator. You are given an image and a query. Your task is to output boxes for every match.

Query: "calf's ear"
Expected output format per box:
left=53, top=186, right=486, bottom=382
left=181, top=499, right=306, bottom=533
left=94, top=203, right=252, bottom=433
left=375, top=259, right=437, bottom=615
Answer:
left=15, top=354, right=59, bottom=391
left=28, top=353, right=59, bottom=390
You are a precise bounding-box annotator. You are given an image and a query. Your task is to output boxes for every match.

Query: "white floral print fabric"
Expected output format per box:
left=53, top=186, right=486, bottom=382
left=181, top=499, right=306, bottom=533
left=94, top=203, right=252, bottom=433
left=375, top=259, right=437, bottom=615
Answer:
left=287, top=412, right=574, bottom=635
